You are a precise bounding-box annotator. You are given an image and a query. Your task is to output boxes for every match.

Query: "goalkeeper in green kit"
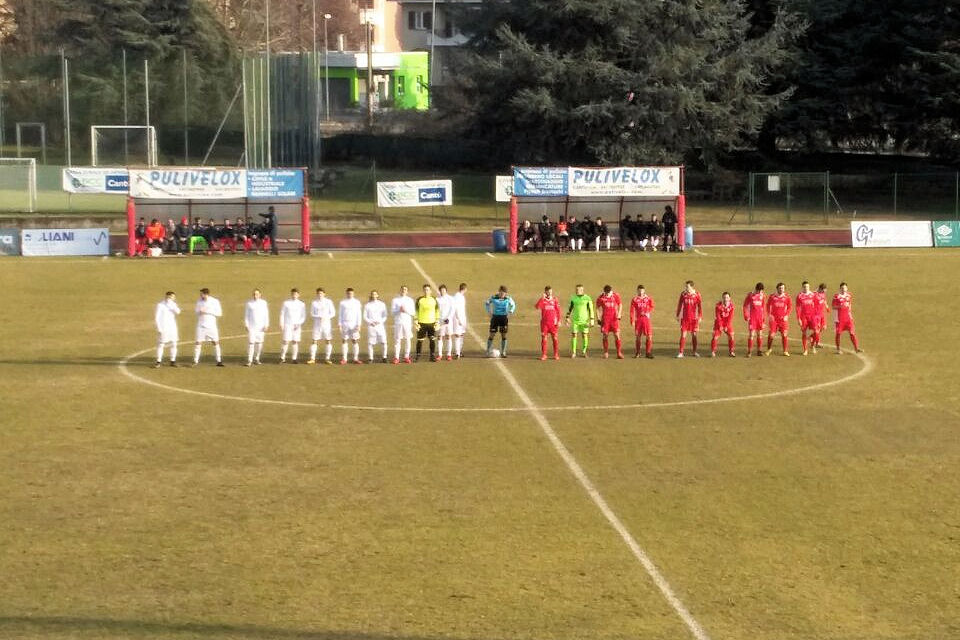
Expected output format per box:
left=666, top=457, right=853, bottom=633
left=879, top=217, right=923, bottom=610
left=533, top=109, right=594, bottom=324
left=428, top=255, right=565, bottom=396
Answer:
left=565, top=284, right=595, bottom=358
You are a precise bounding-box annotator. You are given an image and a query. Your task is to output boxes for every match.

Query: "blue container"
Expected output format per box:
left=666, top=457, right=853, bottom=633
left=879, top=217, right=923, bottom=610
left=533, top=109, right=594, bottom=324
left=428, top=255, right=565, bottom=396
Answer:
left=492, top=229, right=508, bottom=252
left=684, top=225, right=694, bottom=248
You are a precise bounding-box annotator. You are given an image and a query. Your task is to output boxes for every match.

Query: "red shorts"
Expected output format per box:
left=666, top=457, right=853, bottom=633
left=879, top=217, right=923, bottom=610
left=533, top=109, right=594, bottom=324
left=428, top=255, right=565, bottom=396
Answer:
left=601, top=318, right=620, bottom=334
left=633, top=317, right=652, bottom=336
left=540, top=322, right=559, bottom=335
left=799, top=316, right=818, bottom=331
left=713, top=321, right=734, bottom=334
left=769, top=316, right=789, bottom=334
left=835, top=318, right=855, bottom=333
left=747, top=315, right=764, bottom=332
left=680, top=317, right=699, bottom=333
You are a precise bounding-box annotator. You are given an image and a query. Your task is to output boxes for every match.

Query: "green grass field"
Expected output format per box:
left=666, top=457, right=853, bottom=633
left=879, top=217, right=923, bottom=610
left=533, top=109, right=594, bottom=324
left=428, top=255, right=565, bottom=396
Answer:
left=1, top=248, right=958, bottom=640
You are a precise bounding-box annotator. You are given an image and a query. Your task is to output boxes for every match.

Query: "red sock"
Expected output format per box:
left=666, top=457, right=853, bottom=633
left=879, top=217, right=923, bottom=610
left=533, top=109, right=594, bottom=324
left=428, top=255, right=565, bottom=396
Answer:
left=835, top=332, right=842, bottom=349
left=813, top=330, right=820, bottom=346
left=692, top=335, right=698, bottom=352
left=710, top=333, right=719, bottom=353
left=541, top=336, right=547, bottom=357
left=851, top=333, right=860, bottom=350
left=602, top=336, right=609, bottom=353
left=552, top=334, right=559, bottom=355
left=748, top=337, right=753, bottom=352
left=635, top=337, right=641, bottom=354
left=782, top=334, right=789, bottom=352
left=767, top=334, right=773, bottom=350
left=728, top=334, right=735, bottom=352
left=615, top=337, right=622, bottom=354
left=679, top=336, right=686, bottom=353
left=646, top=337, right=653, bottom=355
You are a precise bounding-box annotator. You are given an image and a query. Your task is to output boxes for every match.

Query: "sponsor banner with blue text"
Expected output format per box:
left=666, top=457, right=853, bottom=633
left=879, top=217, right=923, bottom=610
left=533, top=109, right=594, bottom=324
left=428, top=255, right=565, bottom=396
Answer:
left=512, top=167, right=568, bottom=197
left=568, top=166, right=681, bottom=197
left=850, top=221, right=933, bottom=248
left=20, top=228, right=111, bottom=256
left=376, top=180, right=453, bottom=207
left=247, top=169, right=305, bottom=198
left=129, top=168, right=247, bottom=199
left=62, top=167, right=130, bottom=194
left=0, top=228, right=21, bottom=256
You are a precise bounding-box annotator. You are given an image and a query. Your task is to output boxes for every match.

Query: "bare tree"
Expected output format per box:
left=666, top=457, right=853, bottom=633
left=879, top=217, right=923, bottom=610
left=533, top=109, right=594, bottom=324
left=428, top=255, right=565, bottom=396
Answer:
left=207, top=0, right=364, bottom=53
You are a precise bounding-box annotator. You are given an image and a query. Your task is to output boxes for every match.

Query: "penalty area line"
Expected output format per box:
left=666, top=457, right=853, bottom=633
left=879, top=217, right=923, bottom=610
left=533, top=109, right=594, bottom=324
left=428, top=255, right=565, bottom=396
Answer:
left=408, top=257, right=711, bottom=640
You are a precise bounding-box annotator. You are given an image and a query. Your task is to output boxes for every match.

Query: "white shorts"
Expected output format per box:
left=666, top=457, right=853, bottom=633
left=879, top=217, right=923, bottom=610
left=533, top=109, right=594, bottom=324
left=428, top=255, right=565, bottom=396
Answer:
left=247, top=328, right=266, bottom=344
left=367, top=324, right=387, bottom=345
left=340, top=325, right=360, bottom=341
left=312, top=321, right=333, bottom=341
left=158, top=331, right=178, bottom=344
left=451, top=317, right=467, bottom=336
left=282, top=325, right=302, bottom=342
left=394, top=321, right=413, bottom=340
left=196, top=325, right=220, bottom=343
left=438, top=321, right=454, bottom=338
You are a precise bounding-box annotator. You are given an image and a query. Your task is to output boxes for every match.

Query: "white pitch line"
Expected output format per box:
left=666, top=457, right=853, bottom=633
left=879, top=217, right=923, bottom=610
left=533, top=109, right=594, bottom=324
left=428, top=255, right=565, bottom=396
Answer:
left=485, top=252, right=496, bottom=258
left=327, top=252, right=334, bottom=259
left=409, top=258, right=711, bottom=640
left=693, top=248, right=710, bottom=256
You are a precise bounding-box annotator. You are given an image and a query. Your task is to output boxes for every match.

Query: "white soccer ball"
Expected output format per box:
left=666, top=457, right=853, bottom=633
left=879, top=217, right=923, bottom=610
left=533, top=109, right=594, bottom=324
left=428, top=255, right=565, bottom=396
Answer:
left=488, top=348, right=501, bottom=358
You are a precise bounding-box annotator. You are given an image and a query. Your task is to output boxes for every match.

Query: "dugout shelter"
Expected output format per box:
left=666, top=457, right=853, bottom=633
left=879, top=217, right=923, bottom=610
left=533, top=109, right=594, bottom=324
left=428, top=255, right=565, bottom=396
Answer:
left=123, top=167, right=311, bottom=256
left=508, top=166, right=686, bottom=253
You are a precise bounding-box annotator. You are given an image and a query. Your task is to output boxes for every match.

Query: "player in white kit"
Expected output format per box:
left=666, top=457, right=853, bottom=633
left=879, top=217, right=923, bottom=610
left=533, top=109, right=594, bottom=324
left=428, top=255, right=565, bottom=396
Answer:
left=390, top=285, right=416, bottom=364
left=154, top=291, right=181, bottom=367
left=451, top=282, right=468, bottom=359
left=338, top=288, right=363, bottom=364
left=279, top=288, right=307, bottom=363
left=243, top=288, right=269, bottom=366
left=308, top=287, right=337, bottom=364
left=436, top=284, right=456, bottom=361
left=193, top=287, right=224, bottom=366
left=364, top=290, right=389, bottom=363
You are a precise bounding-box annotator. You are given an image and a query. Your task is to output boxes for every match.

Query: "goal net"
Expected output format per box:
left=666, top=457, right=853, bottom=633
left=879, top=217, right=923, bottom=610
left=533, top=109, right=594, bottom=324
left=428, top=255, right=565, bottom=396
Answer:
left=90, top=126, right=158, bottom=167
left=0, top=158, right=37, bottom=212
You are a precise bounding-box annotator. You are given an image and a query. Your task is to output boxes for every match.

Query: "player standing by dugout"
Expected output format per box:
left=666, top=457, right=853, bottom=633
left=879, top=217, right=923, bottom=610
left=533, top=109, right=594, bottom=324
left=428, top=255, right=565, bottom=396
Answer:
left=485, top=285, right=516, bottom=357
left=629, top=285, right=655, bottom=358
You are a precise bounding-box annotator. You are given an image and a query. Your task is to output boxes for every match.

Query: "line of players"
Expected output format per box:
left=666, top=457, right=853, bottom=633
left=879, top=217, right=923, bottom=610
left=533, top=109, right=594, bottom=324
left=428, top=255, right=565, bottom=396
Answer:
left=152, top=280, right=862, bottom=367
left=535, top=280, right=861, bottom=360
left=152, top=284, right=469, bottom=367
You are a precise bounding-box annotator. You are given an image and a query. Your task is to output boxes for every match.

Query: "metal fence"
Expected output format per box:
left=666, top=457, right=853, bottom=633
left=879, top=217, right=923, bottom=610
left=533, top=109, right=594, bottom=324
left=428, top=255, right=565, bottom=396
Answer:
left=748, top=171, right=960, bottom=225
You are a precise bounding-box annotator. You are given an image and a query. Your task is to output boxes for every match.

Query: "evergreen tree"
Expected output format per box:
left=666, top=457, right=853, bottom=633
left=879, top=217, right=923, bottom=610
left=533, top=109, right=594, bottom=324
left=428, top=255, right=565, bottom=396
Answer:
left=446, top=0, right=801, bottom=166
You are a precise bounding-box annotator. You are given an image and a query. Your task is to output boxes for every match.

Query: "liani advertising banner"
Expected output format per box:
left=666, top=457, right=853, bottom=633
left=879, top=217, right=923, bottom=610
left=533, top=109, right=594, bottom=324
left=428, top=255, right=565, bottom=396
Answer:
left=0, top=228, right=21, bottom=256
left=62, top=167, right=130, bottom=194
left=513, top=166, right=681, bottom=198
left=850, top=221, right=933, bottom=248
left=932, top=221, right=960, bottom=247
left=20, top=228, right=111, bottom=256
left=377, top=180, right=453, bottom=208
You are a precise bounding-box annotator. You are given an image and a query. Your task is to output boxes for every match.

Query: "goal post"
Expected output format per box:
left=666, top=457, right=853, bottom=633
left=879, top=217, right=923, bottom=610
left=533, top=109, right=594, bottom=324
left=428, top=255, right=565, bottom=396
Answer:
left=0, top=157, right=37, bottom=212
left=90, top=125, right=158, bottom=167
left=15, top=123, right=47, bottom=165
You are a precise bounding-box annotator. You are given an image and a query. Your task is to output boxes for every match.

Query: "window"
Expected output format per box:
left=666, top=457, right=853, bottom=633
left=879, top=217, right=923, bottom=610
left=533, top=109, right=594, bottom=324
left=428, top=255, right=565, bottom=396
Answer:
left=443, top=16, right=454, bottom=38
left=407, top=10, right=432, bottom=30
left=397, top=76, right=405, bottom=96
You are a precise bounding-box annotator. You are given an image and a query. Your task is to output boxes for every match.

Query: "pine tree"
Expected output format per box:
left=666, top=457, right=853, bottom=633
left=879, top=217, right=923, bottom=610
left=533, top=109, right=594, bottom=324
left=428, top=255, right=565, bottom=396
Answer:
left=446, top=0, right=801, bottom=166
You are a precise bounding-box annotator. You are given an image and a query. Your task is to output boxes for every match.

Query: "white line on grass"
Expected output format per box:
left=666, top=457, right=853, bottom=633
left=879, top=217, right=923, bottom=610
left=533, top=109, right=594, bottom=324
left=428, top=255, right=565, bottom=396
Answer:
left=693, top=248, right=710, bottom=256
left=409, top=257, right=712, bottom=640
left=485, top=252, right=496, bottom=258
left=327, top=252, right=334, bottom=259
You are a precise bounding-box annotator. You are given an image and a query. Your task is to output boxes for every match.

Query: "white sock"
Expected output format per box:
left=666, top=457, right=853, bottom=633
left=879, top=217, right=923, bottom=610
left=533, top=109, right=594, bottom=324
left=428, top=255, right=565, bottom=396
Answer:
left=577, top=238, right=584, bottom=251
left=291, top=343, right=299, bottom=360
left=170, top=343, right=177, bottom=362
left=325, top=343, right=333, bottom=360
left=156, top=343, right=165, bottom=362
left=353, top=342, right=360, bottom=361
left=641, top=238, right=648, bottom=249
left=404, top=338, right=411, bottom=358
left=255, top=342, right=264, bottom=361
left=247, top=343, right=255, bottom=363
left=369, top=344, right=375, bottom=361
left=342, top=342, right=348, bottom=361
left=394, top=340, right=402, bottom=359
left=455, top=335, right=463, bottom=356
left=605, top=237, right=611, bottom=250
left=382, top=343, right=388, bottom=359
left=281, top=343, right=289, bottom=360
left=193, top=344, right=201, bottom=363
left=594, top=237, right=600, bottom=251
left=310, top=343, right=317, bottom=360
left=447, top=337, right=453, bottom=356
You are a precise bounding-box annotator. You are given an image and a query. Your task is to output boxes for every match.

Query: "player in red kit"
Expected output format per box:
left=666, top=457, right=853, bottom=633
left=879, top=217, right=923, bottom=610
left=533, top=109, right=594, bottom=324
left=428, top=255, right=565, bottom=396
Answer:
left=710, top=292, right=736, bottom=357
left=629, top=284, right=655, bottom=359
left=675, top=280, right=702, bottom=358
left=815, top=283, right=829, bottom=349
left=832, top=282, right=862, bottom=354
left=742, top=282, right=766, bottom=357
left=795, top=281, right=820, bottom=355
left=766, top=282, right=792, bottom=356
left=596, top=285, right=624, bottom=359
left=535, top=285, right=562, bottom=360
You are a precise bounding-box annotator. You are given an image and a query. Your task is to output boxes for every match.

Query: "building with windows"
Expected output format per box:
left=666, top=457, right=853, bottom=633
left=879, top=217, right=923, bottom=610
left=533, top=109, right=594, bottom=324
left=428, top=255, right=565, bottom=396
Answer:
left=388, top=0, right=483, bottom=86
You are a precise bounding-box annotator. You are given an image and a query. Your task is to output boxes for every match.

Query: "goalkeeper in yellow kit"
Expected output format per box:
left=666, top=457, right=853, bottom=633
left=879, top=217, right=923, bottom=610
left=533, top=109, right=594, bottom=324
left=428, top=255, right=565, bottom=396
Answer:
left=565, top=284, right=595, bottom=358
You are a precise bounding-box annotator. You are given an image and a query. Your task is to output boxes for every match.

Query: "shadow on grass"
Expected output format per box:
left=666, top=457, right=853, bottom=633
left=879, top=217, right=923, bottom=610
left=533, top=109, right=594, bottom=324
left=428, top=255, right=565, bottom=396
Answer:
left=0, top=616, right=492, bottom=640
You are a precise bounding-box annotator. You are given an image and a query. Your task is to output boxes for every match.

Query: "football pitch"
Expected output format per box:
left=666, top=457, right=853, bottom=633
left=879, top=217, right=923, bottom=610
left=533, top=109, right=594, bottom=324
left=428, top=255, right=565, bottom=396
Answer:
left=1, top=248, right=958, bottom=640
